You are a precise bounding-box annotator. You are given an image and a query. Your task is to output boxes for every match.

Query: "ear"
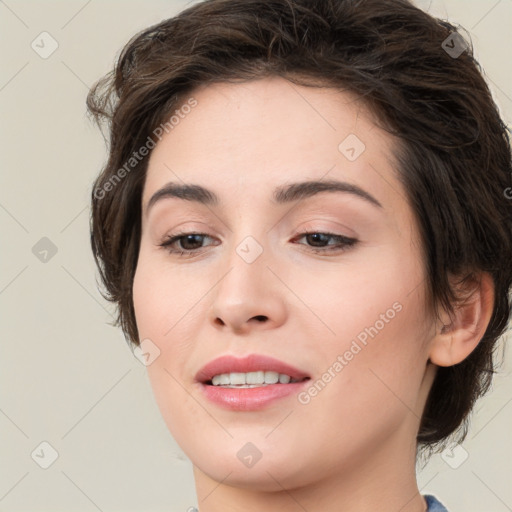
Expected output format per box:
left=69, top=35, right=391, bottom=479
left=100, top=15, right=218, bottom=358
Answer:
left=428, top=272, right=495, bottom=367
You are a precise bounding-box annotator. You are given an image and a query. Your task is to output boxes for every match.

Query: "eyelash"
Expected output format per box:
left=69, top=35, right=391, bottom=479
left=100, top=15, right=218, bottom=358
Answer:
left=158, top=230, right=358, bottom=257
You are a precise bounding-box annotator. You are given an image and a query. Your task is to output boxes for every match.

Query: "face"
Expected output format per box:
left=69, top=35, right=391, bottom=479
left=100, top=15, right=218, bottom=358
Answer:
left=133, top=77, right=436, bottom=491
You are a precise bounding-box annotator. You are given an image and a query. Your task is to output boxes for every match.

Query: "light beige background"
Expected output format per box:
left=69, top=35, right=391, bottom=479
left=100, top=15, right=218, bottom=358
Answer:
left=1, top=1, right=511, bottom=511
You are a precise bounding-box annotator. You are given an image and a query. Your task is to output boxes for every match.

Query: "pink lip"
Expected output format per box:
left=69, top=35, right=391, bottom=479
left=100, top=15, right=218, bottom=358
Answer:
left=195, top=354, right=310, bottom=383
left=195, top=354, right=311, bottom=411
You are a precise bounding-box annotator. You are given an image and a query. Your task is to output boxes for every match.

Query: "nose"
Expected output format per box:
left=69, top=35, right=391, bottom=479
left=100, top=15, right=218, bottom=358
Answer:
left=209, top=247, right=288, bottom=335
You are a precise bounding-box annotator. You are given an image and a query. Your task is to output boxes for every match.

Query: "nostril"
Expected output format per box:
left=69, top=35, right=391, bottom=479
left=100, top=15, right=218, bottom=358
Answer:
left=253, top=315, right=267, bottom=322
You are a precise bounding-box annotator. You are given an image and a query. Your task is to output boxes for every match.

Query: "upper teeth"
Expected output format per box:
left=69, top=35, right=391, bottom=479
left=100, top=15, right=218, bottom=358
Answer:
left=211, top=371, right=297, bottom=386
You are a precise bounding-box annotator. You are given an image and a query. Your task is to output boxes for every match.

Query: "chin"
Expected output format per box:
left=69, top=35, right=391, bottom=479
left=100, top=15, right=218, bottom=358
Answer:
left=192, top=443, right=320, bottom=493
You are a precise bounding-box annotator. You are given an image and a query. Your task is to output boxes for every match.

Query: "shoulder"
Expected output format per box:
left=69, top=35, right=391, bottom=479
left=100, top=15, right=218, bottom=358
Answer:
left=423, top=494, right=449, bottom=512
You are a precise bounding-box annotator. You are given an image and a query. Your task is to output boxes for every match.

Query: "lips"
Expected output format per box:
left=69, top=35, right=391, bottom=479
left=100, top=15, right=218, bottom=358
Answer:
left=195, top=354, right=310, bottom=384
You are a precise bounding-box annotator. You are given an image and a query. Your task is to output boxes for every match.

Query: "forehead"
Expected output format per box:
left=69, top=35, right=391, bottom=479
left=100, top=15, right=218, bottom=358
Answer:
left=143, top=77, right=405, bottom=215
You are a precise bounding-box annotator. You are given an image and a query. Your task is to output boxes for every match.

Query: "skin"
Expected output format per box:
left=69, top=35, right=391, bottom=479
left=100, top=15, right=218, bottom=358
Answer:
left=132, top=76, right=494, bottom=512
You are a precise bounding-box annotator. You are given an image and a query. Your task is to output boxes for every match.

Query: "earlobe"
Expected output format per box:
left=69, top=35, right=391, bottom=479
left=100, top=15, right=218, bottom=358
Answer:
left=428, top=272, right=495, bottom=367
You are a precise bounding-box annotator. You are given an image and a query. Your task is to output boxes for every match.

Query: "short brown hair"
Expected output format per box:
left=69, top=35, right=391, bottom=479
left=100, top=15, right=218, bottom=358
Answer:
left=86, top=0, right=512, bottom=451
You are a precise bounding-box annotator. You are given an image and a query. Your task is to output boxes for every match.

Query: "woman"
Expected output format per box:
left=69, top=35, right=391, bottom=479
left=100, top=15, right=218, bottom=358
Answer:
left=86, top=0, right=512, bottom=510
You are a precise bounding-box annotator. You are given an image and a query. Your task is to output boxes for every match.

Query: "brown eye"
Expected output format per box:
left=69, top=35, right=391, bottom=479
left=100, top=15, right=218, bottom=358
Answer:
left=159, top=232, right=214, bottom=255
left=293, top=231, right=357, bottom=253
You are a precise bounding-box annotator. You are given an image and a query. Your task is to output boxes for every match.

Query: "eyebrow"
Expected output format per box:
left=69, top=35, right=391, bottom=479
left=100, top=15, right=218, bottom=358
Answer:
left=145, top=178, right=383, bottom=214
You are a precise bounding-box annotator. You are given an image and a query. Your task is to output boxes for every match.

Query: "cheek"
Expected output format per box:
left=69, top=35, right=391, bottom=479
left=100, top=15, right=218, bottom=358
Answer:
left=132, top=246, right=200, bottom=341
left=305, top=244, right=430, bottom=407
left=132, top=256, right=202, bottom=439
left=132, top=266, right=171, bottom=341
left=296, top=296, right=429, bottom=468
left=132, top=249, right=206, bottom=394
left=309, top=243, right=425, bottom=348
